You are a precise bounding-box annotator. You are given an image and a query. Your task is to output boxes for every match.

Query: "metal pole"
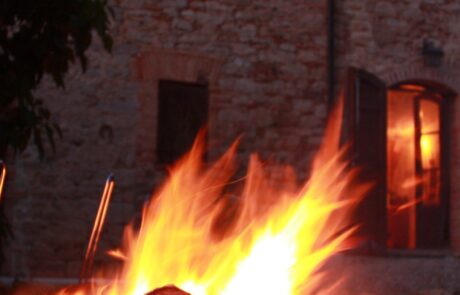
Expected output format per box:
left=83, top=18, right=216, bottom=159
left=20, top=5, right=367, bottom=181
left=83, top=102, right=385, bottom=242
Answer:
left=80, top=174, right=115, bottom=283
left=0, top=161, right=6, bottom=202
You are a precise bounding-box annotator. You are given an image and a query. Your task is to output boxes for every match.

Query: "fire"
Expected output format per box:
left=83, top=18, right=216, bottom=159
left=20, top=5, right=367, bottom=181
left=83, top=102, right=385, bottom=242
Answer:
left=55, top=101, right=367, bottom=295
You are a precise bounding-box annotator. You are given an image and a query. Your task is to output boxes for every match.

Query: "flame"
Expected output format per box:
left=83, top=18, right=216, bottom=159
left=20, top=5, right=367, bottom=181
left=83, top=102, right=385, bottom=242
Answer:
left=56, top=100, right=367, bottom=295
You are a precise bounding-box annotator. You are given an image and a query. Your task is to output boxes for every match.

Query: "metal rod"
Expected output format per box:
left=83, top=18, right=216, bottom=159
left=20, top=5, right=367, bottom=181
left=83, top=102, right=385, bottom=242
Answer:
left=0, top=161, right=6, bottom=202
left=80, top=174, right=115, bottom=283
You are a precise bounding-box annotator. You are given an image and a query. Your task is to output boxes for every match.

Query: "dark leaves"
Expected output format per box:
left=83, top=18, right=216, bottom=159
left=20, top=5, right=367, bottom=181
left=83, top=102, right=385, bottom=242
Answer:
left=0, top=0, right=113, bottom=158
left=3, top=95, right=62, bottom=159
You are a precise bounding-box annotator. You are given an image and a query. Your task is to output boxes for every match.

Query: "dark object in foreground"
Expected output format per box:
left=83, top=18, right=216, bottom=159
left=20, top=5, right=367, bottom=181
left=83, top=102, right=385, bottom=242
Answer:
left=145, top=285, right=191, bottom=295
left=0, top=0, right=113, bottom=158
left=0, top=282, right=60, bottom=295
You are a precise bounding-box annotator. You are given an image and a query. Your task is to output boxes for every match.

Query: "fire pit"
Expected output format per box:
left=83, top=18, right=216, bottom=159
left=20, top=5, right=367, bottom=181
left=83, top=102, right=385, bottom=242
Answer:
left=9, top=103, right=364, bottom=295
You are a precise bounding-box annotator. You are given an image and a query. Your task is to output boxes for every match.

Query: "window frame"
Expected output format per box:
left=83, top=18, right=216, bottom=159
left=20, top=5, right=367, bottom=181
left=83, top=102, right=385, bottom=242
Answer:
left=387, top=82, right=453, bottom=251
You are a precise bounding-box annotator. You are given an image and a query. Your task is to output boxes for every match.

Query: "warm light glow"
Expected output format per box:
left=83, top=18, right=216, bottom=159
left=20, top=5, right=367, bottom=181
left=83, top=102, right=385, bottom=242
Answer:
left=419, top=99, right=441, bottom=206
left=387, top=88, right=442, bottom=248
left=399, top=84, right=426, bottom=92
left=420, top=136, right=432, bottom=157
left=57, top=100, right=367, bottom=295
left=0, top=161, right=6, bottom=202
left=387, top=89, right=417, bottom=248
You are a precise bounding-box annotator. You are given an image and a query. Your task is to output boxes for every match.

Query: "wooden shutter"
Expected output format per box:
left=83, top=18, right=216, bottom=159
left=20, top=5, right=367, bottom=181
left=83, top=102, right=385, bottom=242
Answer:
left=345, top=68, right=387, bottom=252
left=157, top=80, right=208, bottom=165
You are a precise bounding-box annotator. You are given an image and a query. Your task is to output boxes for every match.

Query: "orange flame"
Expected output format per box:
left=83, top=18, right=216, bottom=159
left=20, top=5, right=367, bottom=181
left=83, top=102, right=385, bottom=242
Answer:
left=57, top=100, right=368, bottom=295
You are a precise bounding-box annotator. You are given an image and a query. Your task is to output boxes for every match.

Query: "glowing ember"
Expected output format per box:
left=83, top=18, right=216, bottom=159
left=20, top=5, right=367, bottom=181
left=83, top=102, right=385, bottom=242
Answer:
left=55, top=101, right=367, bottom=295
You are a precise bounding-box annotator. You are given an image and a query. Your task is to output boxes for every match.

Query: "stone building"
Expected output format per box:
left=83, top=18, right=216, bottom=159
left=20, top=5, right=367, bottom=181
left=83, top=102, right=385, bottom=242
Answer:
left=3, top=0, right=460, bottom=294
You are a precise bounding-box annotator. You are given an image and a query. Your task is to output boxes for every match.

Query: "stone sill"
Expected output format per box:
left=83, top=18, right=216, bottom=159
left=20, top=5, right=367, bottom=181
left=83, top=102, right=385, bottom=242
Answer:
left=384, top=248, right=454, bottom=259
left=344, top=247, right=457, bottom=259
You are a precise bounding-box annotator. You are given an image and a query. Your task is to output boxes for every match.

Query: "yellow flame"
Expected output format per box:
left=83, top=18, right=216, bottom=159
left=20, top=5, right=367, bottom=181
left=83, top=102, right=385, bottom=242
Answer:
left=58, top=100, right=368, bottom=295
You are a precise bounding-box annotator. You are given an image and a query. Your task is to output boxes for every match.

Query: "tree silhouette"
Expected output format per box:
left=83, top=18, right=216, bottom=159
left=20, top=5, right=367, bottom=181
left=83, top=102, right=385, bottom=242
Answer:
left=0, top=0, right=113, bottom=158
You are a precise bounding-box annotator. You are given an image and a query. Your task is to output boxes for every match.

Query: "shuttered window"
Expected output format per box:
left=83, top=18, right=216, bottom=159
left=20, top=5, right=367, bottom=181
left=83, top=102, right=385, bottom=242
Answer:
left=157, top=80, right=208, bottom=165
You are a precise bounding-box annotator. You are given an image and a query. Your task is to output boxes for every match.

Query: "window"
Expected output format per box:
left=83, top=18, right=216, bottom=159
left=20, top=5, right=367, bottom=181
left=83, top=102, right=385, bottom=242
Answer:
left=157, top=80, right=208, bottom=165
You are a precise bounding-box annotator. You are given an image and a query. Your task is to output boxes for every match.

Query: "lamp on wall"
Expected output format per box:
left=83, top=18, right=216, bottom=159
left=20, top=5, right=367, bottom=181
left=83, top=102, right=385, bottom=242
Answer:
left=422, top=39, right=444, bottom=68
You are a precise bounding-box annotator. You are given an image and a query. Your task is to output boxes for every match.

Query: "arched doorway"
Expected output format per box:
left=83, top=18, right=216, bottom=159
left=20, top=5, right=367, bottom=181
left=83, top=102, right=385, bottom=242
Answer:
left=345, top=68, right=455, bottom=251
left=387, top=81, right=454, bottom=249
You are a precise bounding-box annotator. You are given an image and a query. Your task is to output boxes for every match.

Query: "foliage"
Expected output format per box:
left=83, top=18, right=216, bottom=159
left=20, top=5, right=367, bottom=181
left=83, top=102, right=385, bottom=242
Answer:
left=0, top=0, right=113, bottom=158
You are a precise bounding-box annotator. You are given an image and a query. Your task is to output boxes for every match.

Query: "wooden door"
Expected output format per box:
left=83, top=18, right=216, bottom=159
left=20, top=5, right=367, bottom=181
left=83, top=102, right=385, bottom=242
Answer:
left=414, top=92, right=448, bottom=248
left=345, top=67, right=387, bottom=252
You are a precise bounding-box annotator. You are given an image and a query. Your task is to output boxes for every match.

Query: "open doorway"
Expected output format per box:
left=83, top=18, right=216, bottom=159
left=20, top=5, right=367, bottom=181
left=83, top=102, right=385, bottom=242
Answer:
left=387, top=83, right=449, bottom=249
left=345, top=68, right=453, bottom=251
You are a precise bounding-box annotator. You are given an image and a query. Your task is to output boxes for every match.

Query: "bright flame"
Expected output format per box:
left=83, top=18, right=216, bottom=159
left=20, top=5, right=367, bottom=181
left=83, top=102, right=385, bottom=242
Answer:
left=57, top=100, right=368, bottom=295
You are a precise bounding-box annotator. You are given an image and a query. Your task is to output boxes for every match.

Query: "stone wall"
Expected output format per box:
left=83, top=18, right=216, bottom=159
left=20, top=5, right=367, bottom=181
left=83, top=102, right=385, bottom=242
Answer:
left=335, top=0, right=460, bottom=252
left=325, top=254, right=460, bottom=295
left=4, top=0, right=460, bottom=290
left=1, top=0, right=330, bottom=278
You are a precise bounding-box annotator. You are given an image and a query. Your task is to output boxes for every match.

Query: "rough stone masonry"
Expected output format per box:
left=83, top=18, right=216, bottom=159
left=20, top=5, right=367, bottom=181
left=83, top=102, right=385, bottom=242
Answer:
left=4, top=0, right=460, bottom=294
